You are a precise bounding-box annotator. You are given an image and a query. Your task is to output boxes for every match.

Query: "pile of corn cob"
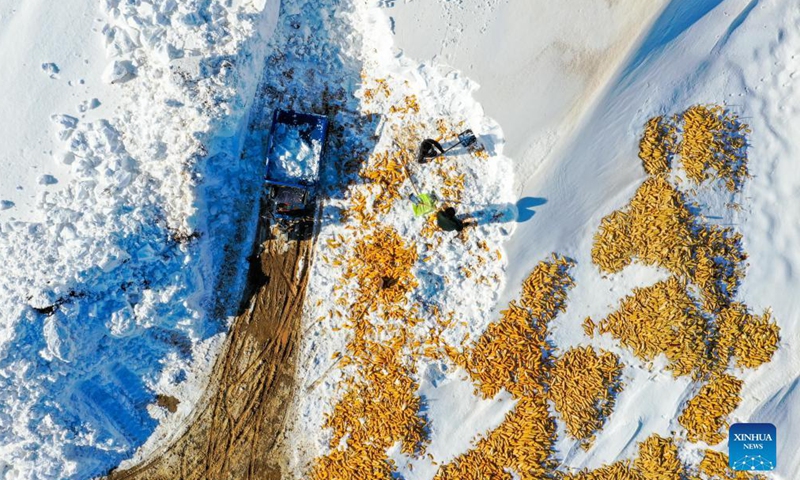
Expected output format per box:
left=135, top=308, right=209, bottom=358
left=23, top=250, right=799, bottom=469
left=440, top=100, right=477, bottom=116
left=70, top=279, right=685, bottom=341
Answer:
left=680, top=105, right=750, bottom=192
left=596, top=276, right=713, bottom=379
left=549, top=346, right=624, bottom=446
left=639, top=115, right=678, bottom=176
left=698, top=450, right=767, bottom=480
left=716, top=303, right=780, bottom=370
left=312, top=340, right=427, bottom=479
left=562, top=434, right=682, bottom=480
left=562, top=434, right=766, bottom=480
left=434, top=396, right=557, bottom=480
left=345, top=226, right=419, bottom=320
left=678, top=374, right=743, bottom=445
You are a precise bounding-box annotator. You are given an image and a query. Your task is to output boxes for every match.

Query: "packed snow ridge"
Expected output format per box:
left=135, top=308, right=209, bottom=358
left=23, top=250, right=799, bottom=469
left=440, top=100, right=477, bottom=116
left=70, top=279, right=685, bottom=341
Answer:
left=0, top=0, right=279, bottom=478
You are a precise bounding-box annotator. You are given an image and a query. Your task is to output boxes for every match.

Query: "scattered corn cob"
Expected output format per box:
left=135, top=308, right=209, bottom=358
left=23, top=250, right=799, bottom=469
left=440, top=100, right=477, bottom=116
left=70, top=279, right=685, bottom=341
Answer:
left=634, top=434, right=685, bottom=480
left=698, top=450, right=767, bottom=480
left=680, top=105, right=750, bottom=192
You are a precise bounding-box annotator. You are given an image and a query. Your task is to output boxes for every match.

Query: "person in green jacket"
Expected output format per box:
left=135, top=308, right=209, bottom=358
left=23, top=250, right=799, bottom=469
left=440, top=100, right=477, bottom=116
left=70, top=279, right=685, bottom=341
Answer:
left=411, top=195, right=473, bottom=233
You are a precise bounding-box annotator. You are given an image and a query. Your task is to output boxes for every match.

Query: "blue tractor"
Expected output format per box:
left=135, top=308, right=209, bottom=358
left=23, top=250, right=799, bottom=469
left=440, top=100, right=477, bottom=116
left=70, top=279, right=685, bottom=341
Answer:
left=264, top=109, right=329, bottom=238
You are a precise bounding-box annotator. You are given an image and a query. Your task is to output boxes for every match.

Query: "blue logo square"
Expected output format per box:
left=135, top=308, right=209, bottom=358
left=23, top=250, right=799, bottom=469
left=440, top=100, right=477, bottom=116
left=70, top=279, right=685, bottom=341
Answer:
left=729, top=423, right=776, bottom=471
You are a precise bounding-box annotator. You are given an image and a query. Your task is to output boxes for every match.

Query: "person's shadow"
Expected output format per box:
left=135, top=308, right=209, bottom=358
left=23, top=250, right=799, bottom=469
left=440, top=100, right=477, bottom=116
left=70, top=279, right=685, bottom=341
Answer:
left=516, top=197, right=547, bottom=222
left=464, top=197, right=546, bottom=225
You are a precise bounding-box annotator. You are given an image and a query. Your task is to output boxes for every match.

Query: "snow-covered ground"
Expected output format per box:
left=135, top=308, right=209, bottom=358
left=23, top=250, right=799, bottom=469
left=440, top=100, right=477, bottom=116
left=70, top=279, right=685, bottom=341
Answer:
left=0, top=0, right=119, bottom=221
left=0, top=0, right=279, bottom=478
left=1, top=0, right=798, bottom=478
left=496, top=1, right=800, bottom=477
left=390, top=0, right=800, bottom=478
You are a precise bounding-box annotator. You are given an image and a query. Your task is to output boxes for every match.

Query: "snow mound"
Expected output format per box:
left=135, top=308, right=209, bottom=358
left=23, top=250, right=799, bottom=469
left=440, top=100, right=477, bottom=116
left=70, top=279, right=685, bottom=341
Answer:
left=267, top=122, right=322, bottom=183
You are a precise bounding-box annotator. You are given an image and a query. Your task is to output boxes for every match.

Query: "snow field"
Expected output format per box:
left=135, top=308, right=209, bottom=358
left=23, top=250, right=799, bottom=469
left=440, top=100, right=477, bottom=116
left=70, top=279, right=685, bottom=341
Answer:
left=0, top=0, right=280, bottom=478
left=494, top=1, right=800, bottom=477
left=0, top=0, right=120, bottom=223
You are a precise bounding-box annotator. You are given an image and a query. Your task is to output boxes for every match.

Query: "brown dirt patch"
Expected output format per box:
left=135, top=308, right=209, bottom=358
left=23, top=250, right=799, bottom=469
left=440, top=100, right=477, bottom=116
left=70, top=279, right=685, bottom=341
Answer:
left=107, top=209, right=316, bottom=480
left=155, top=395, right=180, bottom=414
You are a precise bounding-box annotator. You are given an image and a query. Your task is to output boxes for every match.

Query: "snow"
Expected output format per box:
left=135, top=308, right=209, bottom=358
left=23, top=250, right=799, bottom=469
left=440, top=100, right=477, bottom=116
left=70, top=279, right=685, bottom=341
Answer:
left=287, top=0, right=799, bottom=478
left=267, top=122, right=322, bottom=183
left=0, top=0, right=119, bottom=223
left=397, top=0, right=800, bottom=478
left=388, top=365, right=516, bottom=477
left=389, top=0, right=667, bottom=165
left=0, top=0, right=798, bottom=478
left=0, top=0, right=280, bottom=478
left=41, top=63, right=60, bottom=79
left=101, top=60, right=136, bottom=85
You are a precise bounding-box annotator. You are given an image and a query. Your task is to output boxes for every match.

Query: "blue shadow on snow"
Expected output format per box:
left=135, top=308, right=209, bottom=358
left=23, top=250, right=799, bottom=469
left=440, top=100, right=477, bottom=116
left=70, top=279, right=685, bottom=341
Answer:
left=516, top=197, right=547, bottom=223
left=622, top=0, right=725, bottom=77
